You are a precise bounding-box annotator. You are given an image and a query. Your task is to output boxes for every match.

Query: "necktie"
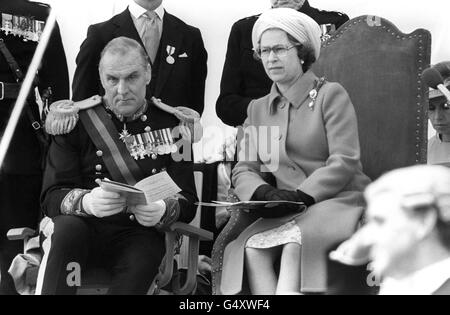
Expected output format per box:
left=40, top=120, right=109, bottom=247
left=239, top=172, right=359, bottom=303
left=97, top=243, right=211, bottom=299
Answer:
left=140, top=11, right=160, bottom=64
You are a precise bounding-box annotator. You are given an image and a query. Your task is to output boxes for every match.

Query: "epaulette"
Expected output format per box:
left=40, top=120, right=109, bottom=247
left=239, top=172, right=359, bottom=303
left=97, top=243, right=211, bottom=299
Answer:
left=45, top=95, right=102, bottom=136
left=151, top=97, right=203, bottom=143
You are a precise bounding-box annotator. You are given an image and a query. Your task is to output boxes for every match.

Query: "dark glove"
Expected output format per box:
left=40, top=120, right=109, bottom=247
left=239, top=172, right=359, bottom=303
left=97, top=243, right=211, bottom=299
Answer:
left=252, top=184, right=315, bottom=219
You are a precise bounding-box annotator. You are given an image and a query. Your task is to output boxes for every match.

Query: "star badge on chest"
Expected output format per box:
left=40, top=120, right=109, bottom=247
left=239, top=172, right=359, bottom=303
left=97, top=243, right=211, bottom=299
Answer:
left=119, top=127, right=131, bottom=142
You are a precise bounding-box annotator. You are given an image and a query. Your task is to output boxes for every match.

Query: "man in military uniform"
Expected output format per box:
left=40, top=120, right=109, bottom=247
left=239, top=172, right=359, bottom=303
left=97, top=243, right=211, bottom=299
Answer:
left=216, top=0, right=349, bottom=127
left=39, top=37, right=197, bottom=295
left=0, top=0, right=69, bottom=295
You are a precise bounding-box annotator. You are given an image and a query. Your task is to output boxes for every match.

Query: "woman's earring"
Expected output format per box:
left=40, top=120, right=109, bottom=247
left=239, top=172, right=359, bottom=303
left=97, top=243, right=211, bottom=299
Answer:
left=301, top=60, right=305, bottom=65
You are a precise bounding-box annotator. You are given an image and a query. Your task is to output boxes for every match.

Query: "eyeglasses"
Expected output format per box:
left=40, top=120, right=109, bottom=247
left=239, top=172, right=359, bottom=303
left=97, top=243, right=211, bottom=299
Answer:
left=429, top=100, right=450, bottom=111
left=255, top=44, right=300, bottom=59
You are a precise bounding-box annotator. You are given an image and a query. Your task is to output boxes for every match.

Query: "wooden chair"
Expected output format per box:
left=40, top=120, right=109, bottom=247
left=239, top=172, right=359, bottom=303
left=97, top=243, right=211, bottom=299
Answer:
left=7, top=169, right=213, bottom=295
left=211, top=15, right=431, bottom=295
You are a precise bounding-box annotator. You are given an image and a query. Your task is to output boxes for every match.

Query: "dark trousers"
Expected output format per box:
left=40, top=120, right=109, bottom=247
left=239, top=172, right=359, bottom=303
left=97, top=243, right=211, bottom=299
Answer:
left=0, top=172, right=42, bottom=295
left=41, top=215, right=165, bottom=295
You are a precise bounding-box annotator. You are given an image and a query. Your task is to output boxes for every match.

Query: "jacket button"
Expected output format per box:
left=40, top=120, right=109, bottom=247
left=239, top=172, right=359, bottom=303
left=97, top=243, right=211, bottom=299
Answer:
left=151, top=154, right=157, bottom=160
left=152, top=169, right=157, bottom=174
left=95, top=165, right=102, bottom=172
left=96, top=150, right=103, bottom=157
left=129, top=215, right=135, bottom=221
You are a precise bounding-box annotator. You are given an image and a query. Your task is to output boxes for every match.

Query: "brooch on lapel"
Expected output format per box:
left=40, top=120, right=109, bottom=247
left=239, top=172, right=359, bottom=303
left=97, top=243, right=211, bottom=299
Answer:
left=166, top=45, right=176, bottom=65
left=308, top=77, right=327, bottom=110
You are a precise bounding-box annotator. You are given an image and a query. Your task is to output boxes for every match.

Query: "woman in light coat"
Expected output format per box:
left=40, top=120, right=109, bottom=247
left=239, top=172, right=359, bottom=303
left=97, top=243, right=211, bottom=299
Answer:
left=221, top=8, right=371, bottom=295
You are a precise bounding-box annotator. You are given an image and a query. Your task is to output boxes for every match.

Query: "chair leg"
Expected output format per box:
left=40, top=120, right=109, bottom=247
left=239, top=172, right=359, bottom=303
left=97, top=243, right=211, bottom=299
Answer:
left=173, top=236, right=200, bottom=295
left=153, top=231, right=177, bottom=294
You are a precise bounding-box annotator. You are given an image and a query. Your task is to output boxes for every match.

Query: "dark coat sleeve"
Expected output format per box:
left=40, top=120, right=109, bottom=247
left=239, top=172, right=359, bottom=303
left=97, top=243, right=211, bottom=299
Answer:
left=216, top=22, right=254, bottom=127
left=188, top=28, right=207, bottom=115
left=39, top=22, right=70, bottom=102
left=41, top=127, right=85, bottom=218
left=72, top=25, right=105, bottom=101
left=167, top=158, right=198, bottom=224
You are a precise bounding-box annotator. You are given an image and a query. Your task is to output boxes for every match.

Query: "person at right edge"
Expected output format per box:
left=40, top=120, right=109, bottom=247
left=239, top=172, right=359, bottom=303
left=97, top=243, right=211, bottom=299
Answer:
left=216, top=0, right=349, bottom=128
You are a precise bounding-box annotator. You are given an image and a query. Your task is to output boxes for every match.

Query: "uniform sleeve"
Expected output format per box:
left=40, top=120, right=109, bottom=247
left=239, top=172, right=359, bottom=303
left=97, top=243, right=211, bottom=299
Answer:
left=39, top=21, right=69, bottom=102
left=165, top=156, right=198, bottom=225
left=72, top=25, right=105, bottom=101
left=188, top=28, right=207, bottom=115
left=41, top=128, right=86, bottom=218
left=298, top=83, right=362, bottom=202
left=216, top=22, right=254, bottom=127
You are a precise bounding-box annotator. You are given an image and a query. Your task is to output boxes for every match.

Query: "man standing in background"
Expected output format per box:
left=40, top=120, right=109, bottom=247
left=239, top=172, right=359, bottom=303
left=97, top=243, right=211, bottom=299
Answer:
left=72, top=0, right=207, bottom=115
left=216, top=0, right=349, bottom=127
left=0, top=0, right=69, bottom=295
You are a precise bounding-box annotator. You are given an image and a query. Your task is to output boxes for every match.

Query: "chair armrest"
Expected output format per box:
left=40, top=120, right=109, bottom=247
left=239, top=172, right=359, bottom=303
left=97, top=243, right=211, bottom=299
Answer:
left=170, top=222, right=214, bottom=241
left=7, top=228, right=36, bottom=241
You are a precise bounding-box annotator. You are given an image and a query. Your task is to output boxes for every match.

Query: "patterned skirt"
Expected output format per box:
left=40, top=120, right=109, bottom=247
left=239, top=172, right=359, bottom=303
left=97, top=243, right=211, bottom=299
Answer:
left=246, top=220, right=302, bottom=249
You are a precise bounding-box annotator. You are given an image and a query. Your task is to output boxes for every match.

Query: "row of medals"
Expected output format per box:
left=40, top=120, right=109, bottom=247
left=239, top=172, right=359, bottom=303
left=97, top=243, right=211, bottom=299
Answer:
left=121, top=127, right=178, bottom=161
left=1, top=13, right=45, bottom=42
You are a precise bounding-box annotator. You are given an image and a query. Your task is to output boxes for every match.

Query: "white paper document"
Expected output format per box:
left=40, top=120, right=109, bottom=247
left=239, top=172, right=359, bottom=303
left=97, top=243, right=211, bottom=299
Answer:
left=99, top=171, right=181, bottom=206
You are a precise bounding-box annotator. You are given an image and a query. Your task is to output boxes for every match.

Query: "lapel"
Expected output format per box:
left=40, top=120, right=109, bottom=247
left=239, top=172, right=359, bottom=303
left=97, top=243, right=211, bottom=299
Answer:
left=112, top=9, right=146, bottom=49
left=154, top=11, right=183, bottom=97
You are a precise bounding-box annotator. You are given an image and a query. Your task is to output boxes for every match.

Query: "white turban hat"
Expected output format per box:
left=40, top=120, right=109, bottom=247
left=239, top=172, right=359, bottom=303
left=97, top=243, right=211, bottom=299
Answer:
left=252, top=8, right=322, bottom=60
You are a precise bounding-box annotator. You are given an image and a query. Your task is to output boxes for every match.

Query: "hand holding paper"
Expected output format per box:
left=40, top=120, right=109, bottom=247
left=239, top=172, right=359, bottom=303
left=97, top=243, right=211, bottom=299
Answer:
left=82, top=182, right=127, bottom=218
left=98, top=171, right=182, bottom=206
left=129, top=200, right=166, bottom=227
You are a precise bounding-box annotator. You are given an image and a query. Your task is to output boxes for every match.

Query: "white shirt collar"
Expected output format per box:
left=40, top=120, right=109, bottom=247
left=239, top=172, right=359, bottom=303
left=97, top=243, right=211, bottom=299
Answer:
left=128, top=1, right=165, bottom=21
left=380, top=257, right=450, bottom=295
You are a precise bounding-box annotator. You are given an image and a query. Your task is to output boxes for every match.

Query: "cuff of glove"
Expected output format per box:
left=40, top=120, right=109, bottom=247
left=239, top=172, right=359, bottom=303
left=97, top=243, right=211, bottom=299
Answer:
left=252, top=184, right=274, bottom=201
left=297, top=190, right=315, bottom=207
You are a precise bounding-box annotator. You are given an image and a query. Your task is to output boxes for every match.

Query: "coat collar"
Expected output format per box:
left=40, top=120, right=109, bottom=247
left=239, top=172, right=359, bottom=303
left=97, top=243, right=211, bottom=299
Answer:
left=268, top=70, right=318, bottom=114
left=128, top=2, right=165, bottom=21
left=111, top=9, right=182, bottom=98
left=299, top=0, right=312, bottom=13
left=112, top=8, right=142, bottom=43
